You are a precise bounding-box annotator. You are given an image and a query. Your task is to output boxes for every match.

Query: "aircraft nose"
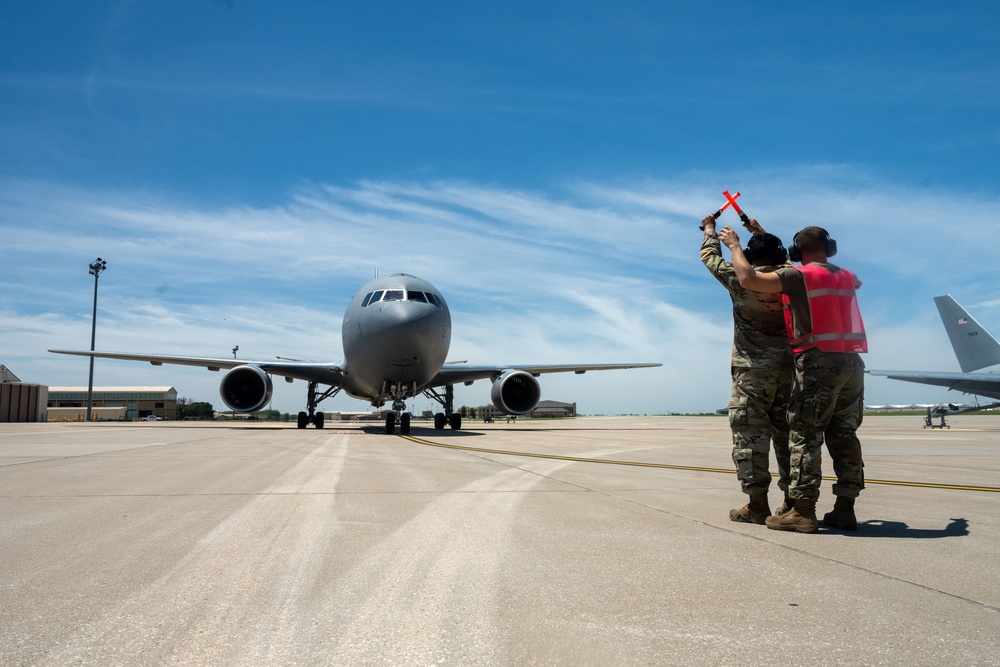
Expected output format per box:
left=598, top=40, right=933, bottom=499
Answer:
left=378, top=302, right=441, bottom=354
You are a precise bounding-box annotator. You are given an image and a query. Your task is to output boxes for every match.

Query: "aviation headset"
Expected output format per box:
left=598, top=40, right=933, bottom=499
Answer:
left=743, top=233, right=789, bottom=266
left=788, top=227, right=837, bottom=263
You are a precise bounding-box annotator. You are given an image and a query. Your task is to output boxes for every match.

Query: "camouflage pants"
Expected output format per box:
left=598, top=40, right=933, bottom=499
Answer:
left=729, top=365, right=793, bottom=495
left=787, top=348, right=866, bottom=501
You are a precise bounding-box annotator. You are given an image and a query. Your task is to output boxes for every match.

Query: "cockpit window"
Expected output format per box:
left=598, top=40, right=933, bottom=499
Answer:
left=382, top=289, right=404, bottom=302
left=363, top=288, right=443, bottom=307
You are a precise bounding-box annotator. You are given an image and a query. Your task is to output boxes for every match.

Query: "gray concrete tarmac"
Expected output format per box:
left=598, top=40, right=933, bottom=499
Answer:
left=1, top=415, right=998, bottom=666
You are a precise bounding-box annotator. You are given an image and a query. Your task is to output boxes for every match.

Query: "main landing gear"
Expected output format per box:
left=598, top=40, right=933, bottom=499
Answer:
left=296, top=381, right=341, bottom=429
left=432, top=412, right=462, bottom=430
left=425, top=384, right=462, bottom=432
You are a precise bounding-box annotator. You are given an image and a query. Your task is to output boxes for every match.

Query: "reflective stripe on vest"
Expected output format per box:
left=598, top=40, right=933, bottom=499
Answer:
left=786, top=264, right=868, bottom=354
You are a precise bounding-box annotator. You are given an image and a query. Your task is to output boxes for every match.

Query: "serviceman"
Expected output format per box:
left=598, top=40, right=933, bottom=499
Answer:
left=700, top=215, right=793, bottom=524
left=718, top=224, right=867, bottom=533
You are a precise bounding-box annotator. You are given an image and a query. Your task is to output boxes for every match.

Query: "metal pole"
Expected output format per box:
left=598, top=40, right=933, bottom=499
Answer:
left=86, top=258, right=106, bottom=421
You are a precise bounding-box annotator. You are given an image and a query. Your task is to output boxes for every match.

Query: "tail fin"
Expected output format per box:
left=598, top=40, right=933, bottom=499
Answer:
left=934, top=295, right=1000, bottom=372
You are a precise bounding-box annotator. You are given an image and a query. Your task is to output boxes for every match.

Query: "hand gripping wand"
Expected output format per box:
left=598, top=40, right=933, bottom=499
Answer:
left=722, top=189, right=753, bottom=227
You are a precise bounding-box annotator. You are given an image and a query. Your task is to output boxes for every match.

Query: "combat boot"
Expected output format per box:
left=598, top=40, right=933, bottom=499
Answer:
left=765, top=498, right=819, bottom=533
left=823, top=496, right=858, bottom=531
left=729, top=492, right=770, bottom=525
left=773, top=492, right=793, bottom=517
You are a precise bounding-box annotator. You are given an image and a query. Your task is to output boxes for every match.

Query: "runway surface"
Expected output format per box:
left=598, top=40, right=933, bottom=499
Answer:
left=1, top=415, right=998, bottom=666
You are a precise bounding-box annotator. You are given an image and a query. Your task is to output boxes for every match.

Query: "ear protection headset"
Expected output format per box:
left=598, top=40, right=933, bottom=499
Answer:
left=788, top=228, right=837, bottom=263
left=744, top=234, right=789, bottom=266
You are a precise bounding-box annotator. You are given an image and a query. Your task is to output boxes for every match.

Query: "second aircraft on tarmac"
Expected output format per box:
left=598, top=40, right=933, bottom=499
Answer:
left=868, top=294, right=1000, bottom=420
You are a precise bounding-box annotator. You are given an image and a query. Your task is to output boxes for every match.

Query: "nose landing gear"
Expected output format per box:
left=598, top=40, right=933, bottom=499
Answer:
left=384, top=399, right=412, bottom=435
left=384, top=412, right=412, bottom=435
left=378, top=382, right=464, bottom=435
left=382, top=384, right=416, bottom=435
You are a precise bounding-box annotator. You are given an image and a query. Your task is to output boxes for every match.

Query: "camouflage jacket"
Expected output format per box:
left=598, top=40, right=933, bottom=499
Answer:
left=700, top=233, right=793, bottom=369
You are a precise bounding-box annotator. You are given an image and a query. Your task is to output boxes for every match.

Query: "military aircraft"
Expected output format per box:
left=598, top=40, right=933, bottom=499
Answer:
left=868, top=295, right=1000, bottom=424
left=51, top=273, right=660, bottom=434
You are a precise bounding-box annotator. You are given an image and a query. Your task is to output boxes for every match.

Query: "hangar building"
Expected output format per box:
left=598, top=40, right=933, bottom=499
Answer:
left=1, top=365, right=48, bottom=423
left=47, top=386, right=178, bottom=421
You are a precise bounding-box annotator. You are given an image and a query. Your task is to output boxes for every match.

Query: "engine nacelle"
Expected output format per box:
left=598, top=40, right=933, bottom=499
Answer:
left=490, top=369, right=541, bottom=415
left=219, top=365, right=273, bottom=413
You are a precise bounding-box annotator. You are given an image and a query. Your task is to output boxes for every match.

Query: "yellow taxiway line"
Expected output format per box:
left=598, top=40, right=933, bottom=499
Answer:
left=402, top=435, right=1000, bottom=493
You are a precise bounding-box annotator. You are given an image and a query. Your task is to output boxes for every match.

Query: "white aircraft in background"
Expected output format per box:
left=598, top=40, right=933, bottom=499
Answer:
left=868, top=294, right=1000, bottom=425
left=51, top=274, right=660, bottom=434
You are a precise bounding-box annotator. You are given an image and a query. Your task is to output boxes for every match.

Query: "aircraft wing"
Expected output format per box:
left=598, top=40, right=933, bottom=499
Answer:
left=429, top=362, right=661, bottom=387
left=866, top=369, right=1000, bottom=402
left=48, top=350, right=347, bottom=386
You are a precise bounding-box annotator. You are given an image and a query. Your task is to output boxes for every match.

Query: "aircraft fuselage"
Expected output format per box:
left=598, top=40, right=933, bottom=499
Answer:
left=341, top=274, right=451, bottom=405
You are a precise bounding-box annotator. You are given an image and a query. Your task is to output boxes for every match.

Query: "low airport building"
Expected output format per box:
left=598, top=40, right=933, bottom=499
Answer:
left=478, top=400, right=577, bottom=421
left=47, top=386, right=178, bottom=421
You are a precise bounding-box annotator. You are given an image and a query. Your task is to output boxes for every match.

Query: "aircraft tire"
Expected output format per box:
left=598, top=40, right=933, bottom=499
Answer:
left=450, top=413, right=462, bottom=430
left=400, top=413, right=411, bottom=435
left=315, top=412, right=325, bottom=429
left=297, top=412, right=308, bottom=429
left=434, top=413, right=446, bottom=430
left=385, top=413, right=395, bottom=435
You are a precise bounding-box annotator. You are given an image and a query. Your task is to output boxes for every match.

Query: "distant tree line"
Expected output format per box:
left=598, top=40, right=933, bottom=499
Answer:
left=176, top=397, right=215, bottom=420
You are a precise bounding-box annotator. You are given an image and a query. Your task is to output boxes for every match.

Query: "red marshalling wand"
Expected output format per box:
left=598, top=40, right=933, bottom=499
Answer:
left=699, top=190, right=741, bottom=230
left=722, top=189, right=752, bottom=225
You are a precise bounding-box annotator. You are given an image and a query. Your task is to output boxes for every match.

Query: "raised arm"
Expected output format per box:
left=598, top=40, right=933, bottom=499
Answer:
left=717, top=226, right=783, bottom=293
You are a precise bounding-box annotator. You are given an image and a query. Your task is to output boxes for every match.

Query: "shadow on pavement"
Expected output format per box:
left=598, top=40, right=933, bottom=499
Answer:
left=843, top=517, right=969, bottom=538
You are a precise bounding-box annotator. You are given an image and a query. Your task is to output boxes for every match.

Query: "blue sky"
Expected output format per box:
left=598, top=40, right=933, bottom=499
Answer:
left=3, top=1, right=999, bottom=415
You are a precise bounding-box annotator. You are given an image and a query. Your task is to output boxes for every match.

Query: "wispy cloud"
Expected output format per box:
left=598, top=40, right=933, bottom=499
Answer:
left=3, top=170, right=998, bottom=414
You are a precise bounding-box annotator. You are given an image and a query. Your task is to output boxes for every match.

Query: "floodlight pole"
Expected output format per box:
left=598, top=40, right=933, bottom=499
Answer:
left=85, top=258, right=107, bottom=421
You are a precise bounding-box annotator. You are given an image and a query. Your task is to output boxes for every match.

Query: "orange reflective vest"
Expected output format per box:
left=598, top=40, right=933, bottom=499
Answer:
left=784, top=263, right=868, bottom=354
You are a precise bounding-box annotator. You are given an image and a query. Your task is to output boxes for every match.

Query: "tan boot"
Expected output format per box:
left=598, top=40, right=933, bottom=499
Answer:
left=729, top=492, right=770, bottom=525
left=773, top=492, right=793, bottom=517
left=823, top=496, right=858, bottom=531
left=765, top=498, right=819, bottom=533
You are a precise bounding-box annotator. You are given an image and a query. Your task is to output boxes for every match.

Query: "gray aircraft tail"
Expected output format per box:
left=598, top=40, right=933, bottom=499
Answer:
left=934, top=295, right=1000, bottom=372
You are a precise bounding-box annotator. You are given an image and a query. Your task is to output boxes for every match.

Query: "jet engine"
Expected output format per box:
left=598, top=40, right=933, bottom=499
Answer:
left=219, top=365, right=273, bottom=412
left=490, top=369, right=541, bottom=415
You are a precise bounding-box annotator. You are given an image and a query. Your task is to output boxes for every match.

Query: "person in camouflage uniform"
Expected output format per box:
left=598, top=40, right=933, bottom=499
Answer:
left=719, top=224, right=866, bottom=534
left=700, top=214, right=794, bottom=524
